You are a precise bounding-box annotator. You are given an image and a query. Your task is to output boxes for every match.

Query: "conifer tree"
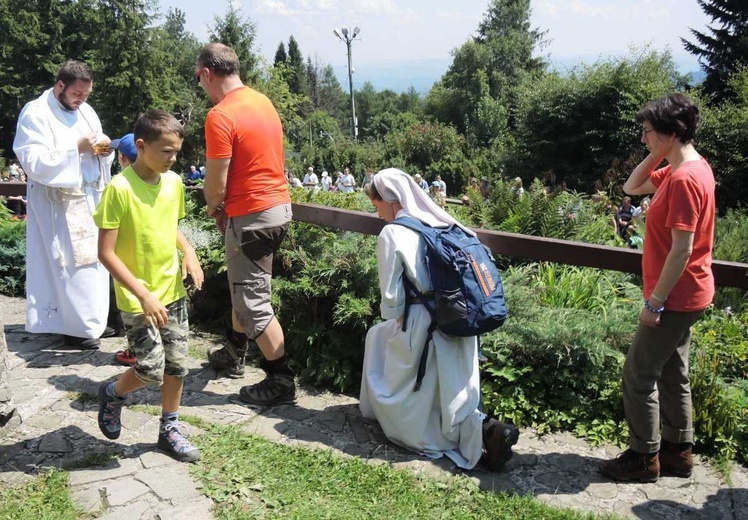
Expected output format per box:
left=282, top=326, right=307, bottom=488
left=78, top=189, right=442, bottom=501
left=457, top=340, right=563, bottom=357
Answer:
left=286, top=36, right=308, bottom=96
left=274, top=42, right=287, bottom=67
left=683, top=0, right=748, bottom=99
left=208, top=3, right=259, bottom=83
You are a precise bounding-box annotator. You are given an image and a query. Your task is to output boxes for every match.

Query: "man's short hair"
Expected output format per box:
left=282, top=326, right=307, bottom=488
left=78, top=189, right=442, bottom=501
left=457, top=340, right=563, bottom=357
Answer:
left=56, top=60, right=93, bottom=85
left=133, top=109, right=185, bottom=143
left=197, top=43, right=240, bottom=76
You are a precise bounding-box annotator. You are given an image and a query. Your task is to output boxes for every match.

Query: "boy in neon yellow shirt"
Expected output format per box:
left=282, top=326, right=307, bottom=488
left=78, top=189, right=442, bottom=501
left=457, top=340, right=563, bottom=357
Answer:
left=93, top=110, right=204, bottom=462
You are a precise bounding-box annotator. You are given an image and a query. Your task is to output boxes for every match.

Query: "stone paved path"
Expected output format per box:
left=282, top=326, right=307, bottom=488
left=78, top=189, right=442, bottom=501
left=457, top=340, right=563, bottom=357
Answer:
left=1, top=294, right=747, bottom=519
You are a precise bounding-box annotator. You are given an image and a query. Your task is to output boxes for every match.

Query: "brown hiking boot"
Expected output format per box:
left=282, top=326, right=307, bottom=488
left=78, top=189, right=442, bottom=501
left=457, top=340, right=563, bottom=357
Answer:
left=659, top=440, right=693, bottom=478
left=207, top=328, right=248, bottom=379
left=481, top=418, right=520, bottom=471
left=599, top=449, right=660, bottom=483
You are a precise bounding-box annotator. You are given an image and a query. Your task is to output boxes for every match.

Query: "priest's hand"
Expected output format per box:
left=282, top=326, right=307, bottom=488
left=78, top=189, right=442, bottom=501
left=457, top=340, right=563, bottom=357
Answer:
left=139, top=292, right=168, bottom=328
left=77, top=133, right=98, bottom=154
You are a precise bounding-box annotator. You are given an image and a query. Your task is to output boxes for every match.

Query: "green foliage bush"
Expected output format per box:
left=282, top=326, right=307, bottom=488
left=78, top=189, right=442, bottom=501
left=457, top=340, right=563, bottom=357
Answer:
left=509, top=48, right=680, bottom=192
left=480, top=265, right=635, bottom=445
left=0, top=205, right=26, bottom=296
left=697, top=66, right=748, bottom=211
left=274, top=189, right=379, bottom=390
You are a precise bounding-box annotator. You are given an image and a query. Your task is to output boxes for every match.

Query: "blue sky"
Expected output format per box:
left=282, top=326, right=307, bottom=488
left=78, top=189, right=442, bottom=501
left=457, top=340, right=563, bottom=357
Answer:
left=157, top=0, right=712, bottom=86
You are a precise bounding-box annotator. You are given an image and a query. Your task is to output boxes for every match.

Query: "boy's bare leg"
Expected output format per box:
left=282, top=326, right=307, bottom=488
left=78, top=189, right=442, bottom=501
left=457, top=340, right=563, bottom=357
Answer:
left=161, top=375, right=183, bottom=414
left=114, top=367, right=146, bottom=397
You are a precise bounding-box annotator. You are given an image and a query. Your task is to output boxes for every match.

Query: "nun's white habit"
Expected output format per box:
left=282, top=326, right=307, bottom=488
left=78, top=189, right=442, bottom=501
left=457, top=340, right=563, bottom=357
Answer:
left=359, top=168, right=484, bottom=469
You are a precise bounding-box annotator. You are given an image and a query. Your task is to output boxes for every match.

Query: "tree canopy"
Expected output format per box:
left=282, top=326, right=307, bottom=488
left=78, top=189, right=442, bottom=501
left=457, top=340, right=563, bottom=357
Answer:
left=683, top=0, right=748, bottom=100
left=0, top=0, right=746, bottom=211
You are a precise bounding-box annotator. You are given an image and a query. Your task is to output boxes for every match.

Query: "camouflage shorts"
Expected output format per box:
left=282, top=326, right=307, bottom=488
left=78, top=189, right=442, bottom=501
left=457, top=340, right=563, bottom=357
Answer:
left=121, top=298, right=189, bottom=386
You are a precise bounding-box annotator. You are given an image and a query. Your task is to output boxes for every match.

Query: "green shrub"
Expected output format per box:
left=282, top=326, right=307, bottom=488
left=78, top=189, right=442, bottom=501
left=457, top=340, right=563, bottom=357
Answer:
left=274, top=223, right=379, bottom=390
left=690, top=348, right=748, bottom=462
left=480, top=265, right=635, bottom=445
left=0, top=205, right=26, bottom=296
left=454, top=178, right=621, bottom=248
left=692, top=310, right=748, bottom=381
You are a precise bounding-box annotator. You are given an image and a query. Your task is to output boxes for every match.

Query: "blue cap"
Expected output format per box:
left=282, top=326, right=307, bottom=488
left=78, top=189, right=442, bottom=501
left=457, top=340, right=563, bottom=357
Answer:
left=110, top=133, right=137, bottom=162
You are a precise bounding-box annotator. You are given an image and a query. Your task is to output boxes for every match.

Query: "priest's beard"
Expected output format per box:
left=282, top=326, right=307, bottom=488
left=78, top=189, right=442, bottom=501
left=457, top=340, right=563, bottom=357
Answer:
left=57, top=86, right=81, bottom=112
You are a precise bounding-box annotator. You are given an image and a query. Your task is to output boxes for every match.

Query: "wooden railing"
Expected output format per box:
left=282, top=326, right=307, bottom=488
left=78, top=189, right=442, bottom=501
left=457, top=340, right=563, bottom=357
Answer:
left=2, top=181, right=747, bottom=288
left=0, top=181, right=25, bottom=197
left=290, top=203, right=748, bottom=290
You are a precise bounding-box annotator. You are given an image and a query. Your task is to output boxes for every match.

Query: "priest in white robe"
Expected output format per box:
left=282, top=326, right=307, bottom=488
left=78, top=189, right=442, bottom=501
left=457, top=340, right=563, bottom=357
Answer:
left=13, top=60, right=113, bottom=349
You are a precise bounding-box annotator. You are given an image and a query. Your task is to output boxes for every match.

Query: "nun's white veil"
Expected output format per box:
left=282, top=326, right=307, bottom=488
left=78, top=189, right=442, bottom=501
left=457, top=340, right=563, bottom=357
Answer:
left=372, top=168, right=475, bottom=236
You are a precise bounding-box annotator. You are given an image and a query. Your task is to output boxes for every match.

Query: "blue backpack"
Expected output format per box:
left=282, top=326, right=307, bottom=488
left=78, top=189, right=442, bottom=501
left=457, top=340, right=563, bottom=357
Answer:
left=392, top=216, right=508, bottom=391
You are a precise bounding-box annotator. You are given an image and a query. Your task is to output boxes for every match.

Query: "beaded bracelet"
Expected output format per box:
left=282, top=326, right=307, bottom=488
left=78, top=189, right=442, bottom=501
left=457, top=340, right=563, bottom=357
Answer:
left=644, top=299, right=665, bottom=314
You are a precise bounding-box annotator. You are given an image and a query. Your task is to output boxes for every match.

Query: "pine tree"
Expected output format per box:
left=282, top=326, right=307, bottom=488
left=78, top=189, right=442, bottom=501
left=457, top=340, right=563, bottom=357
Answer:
left=208, top=3, right=259, bottom=83
left=683, top=0, right=748, bottom=99
left=286, top=36, right=308, bottom=96
left=274, top=42, right=287, bottom=67
left=426, top=0, right=546, bottom=143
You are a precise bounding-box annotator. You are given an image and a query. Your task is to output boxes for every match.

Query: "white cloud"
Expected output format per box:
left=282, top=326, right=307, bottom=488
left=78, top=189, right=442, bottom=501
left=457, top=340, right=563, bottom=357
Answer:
left=254, top=0, right=419, bottom=22
left=435, top=10, right=480, bottom=23
left=535, top=0, right=670, bottom=22
left=256, top=0, right=300, bottom=16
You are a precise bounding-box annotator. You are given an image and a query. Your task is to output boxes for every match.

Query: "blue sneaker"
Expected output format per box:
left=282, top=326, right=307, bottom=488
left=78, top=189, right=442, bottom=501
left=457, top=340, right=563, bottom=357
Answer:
left=97, top=382, right=124, bottom=440
left=158, top=421, right=201, bottom=463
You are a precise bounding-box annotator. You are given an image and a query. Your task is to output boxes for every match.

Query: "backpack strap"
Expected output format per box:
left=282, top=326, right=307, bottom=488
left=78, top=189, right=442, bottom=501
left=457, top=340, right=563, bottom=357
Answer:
left=391, top=217, right=439, bottom=392
left=402, top=268, right=438, bottom=392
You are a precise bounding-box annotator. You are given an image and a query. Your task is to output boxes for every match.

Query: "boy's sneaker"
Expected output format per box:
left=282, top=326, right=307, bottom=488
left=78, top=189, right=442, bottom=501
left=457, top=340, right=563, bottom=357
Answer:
left=481, top=418, right=519, bottom=471
left=207, top=328, right=247, bottom=379
left=158, top=421, right=201, bottom=462
left=239, top=373, right=296, bottom=406
left=98, top=382, right=124, bottom=440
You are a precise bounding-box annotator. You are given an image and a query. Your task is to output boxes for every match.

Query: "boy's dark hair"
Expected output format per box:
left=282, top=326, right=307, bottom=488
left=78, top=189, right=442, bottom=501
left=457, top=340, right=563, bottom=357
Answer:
left=636, top=93, right=700, bottom=144
left=133, top=109, right=184, bottom=143
left=197, top=43, right=240, bottom=76
left=56, top=60, right=93, bottom=85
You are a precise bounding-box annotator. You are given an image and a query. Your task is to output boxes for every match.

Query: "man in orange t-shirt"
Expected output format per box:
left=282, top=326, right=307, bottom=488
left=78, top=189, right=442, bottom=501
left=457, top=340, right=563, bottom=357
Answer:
left=198, top=43, right=295, bottom=406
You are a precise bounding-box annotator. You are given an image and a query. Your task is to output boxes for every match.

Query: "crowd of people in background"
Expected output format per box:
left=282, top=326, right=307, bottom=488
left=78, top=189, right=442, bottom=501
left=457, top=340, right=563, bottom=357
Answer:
left=286, top=166, right=454, bottom=207
left=0, top=161, right=28, bottom=218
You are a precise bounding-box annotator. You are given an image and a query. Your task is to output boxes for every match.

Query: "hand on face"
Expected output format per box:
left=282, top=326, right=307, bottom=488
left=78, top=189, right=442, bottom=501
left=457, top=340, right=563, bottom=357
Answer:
left=641, top=124, right=673, bottom=159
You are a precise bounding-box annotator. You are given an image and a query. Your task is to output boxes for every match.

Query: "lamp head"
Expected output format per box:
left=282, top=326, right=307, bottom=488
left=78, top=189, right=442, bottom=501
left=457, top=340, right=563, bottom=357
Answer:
left=353, top=26, right=360, bottom=37
left=341, top=27, right=349, bottom=37
left=333, top=29, right=341, bottom=39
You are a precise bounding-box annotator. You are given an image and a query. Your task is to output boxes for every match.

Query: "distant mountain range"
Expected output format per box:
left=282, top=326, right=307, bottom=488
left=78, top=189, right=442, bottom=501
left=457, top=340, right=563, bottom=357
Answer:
left=341, top=56, right=706, bottom=95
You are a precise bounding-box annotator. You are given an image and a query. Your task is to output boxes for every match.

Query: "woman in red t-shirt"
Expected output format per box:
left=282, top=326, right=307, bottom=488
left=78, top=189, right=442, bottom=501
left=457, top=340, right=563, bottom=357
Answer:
left=600, top=93, right=715, bottom=483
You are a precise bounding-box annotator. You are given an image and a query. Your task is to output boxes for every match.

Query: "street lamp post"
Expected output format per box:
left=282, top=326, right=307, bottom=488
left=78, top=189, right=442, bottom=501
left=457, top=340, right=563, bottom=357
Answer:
left=334, top=26, right=360, bottom=142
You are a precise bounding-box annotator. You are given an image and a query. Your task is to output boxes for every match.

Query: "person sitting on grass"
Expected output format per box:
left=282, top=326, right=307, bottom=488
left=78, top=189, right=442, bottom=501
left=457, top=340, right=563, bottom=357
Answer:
left=93, top=110, right=204, bottom=462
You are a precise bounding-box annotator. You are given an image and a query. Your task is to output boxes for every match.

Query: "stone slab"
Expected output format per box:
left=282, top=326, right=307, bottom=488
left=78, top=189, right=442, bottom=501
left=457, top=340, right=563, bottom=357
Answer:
left=135, top=465, right=203, bottom=501
left=102, top=477, right=150, bottom=507
left=68, top=458, right=142, bottom=487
